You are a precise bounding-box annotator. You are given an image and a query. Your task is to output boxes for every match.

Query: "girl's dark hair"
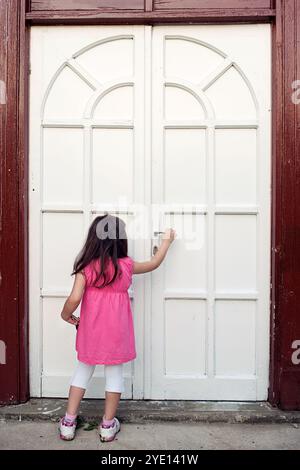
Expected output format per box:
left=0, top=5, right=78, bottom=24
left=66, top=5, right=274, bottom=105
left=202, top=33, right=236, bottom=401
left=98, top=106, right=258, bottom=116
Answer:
left=72, top=213, right=128, bottom=288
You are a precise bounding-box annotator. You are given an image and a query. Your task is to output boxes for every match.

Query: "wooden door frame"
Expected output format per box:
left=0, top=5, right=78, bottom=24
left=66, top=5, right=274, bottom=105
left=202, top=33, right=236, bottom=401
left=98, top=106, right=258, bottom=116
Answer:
left=1, top=0, right=299, bottom=409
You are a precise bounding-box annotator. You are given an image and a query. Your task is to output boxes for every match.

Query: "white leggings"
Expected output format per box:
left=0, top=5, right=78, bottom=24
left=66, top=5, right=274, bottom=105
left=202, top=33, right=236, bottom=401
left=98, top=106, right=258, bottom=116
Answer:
left=70, top=360, right=124, bottom=393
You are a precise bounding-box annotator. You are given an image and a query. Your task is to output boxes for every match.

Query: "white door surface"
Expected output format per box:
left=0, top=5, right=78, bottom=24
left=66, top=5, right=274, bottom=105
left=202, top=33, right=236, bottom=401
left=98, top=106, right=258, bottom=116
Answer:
left=29, top=24, right=271, bottom=400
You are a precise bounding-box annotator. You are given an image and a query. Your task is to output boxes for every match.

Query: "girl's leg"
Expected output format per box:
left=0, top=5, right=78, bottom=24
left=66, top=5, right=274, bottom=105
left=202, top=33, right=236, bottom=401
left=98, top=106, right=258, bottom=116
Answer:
left=66, top=387, right=85, bottom=416
left=103, top=363, right=124, bottom=421
left=67, top=361, right=96, bottom=416
left=103, top=392, right=121, bottom=422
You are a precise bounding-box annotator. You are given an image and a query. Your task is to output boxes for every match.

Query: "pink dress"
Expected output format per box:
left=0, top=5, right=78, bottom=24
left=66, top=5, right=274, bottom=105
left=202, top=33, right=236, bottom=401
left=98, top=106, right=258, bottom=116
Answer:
left=75, top=256, right=136, bottom=365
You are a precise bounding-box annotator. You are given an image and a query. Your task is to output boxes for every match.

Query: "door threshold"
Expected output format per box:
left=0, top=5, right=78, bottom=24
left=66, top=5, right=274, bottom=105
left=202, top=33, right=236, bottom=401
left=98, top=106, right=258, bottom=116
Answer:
left=1, top=399, right=300, bottom=423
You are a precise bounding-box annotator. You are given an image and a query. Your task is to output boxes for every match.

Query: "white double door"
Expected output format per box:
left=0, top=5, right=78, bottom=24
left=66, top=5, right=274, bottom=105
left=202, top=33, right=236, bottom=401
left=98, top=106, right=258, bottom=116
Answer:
left=29, top=24, right=271, bottom=400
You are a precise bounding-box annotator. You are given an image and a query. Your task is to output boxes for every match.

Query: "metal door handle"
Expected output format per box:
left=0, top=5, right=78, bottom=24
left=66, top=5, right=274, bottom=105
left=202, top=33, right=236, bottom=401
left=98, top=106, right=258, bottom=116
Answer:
left=153, top=231, right=163, bottom=255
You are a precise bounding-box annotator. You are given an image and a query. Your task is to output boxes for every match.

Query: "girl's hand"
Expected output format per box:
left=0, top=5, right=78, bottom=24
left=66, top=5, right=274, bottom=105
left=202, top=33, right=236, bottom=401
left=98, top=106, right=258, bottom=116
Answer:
left=162, top=228, right=176, bottom=244
left=132, top=228, right=176, bottom=274
left=62, top=313, right=80, bottom=327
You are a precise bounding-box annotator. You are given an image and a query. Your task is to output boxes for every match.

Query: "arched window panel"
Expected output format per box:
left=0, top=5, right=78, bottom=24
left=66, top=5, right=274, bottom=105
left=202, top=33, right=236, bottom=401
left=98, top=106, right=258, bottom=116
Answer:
left=205, top=65, right=257, bottom=120
left=92, top=85, right=134, bottom=120
left=43, top=65, right=94, bottom=120
left=74, top=37, right=134, bottom=84
left=164, top=85, right=206, bottom=121
left=165, top=37, right=225, bottom=84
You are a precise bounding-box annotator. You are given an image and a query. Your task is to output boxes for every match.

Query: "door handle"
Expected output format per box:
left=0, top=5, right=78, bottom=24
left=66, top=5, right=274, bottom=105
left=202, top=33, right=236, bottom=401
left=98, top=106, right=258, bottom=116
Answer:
left=152, top=231, right=163, bottom=255
left=153, top=231, right=164, bottom=236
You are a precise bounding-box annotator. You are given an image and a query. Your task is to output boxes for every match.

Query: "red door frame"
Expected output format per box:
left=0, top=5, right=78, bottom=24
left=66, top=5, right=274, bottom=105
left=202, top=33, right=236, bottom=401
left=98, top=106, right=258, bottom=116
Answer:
left=0, top=0, right=299, bottom=409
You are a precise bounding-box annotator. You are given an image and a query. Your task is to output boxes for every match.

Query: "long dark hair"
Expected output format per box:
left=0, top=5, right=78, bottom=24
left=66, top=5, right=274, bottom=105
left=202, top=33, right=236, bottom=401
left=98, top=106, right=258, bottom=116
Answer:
left=72, top=213, right=128, bottom=288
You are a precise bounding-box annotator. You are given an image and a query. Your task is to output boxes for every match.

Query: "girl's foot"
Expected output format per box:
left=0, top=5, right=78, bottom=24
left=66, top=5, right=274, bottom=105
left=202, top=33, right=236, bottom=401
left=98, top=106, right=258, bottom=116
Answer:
left=98, top=417, right=121, bottom=442
left=59, top=416, right=77, bottom=441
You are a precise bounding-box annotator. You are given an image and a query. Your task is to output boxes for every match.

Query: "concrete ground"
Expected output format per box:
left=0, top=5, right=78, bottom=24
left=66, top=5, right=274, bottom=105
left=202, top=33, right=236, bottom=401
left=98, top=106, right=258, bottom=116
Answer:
left=0, top=419, right=299, bottom=450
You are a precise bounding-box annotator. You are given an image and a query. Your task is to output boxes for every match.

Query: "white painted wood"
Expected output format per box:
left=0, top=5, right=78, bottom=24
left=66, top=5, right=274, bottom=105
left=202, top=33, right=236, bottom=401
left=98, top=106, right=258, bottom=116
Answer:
left=30, top=24, right=271, bottom=401
left=150, top=25, right=271, bottom=400
left=29, top=25, right=146, bottom=398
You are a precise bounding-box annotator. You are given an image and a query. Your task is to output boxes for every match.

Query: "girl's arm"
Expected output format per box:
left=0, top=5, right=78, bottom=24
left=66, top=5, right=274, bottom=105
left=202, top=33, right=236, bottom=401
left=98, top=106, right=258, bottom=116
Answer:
left=133, top=228, right=176, bottom=274
left=61, top=272, right=86, bottom=325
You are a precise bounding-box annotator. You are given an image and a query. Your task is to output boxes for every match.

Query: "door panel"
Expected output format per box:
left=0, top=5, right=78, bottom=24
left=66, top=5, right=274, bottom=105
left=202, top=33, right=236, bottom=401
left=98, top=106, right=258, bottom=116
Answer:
left=29, top=25, right=146, bottom=398
left=151, top=25, right=271, bottom=399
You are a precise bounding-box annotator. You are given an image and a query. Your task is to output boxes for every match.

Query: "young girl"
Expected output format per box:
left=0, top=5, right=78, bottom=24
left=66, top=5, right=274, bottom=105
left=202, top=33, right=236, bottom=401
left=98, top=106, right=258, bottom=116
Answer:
left=59, top=213, right=175, bottom=442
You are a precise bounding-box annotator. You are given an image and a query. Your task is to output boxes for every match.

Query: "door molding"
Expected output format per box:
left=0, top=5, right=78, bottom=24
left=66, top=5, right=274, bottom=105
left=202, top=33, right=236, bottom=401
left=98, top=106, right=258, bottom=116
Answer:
left=1, top=0, right=300, bottom=409
left=25, top=1, right=275, bottom=24
left=0, top=0, right=29, bottom=405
